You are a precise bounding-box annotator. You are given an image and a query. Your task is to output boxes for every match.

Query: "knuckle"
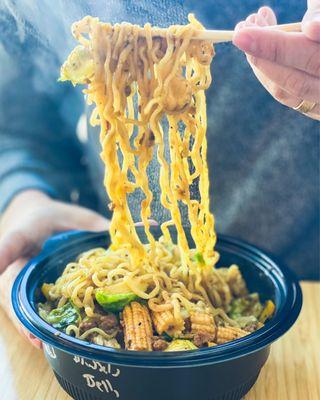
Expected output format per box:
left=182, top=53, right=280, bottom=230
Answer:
left=284, top=72, right=312, bottom=98
left=272, top=85, right=289, bottom=102
left=299, top=80, right=313, bottom=98
left=0, top=231, right=25, bottom=268
left=10, top=230, right=29, bottom=249
left=268, top=39, right=282, bottom=64
left=305, top=49, right=320, bottom=77
left=297, top=79, right=312, bottom=98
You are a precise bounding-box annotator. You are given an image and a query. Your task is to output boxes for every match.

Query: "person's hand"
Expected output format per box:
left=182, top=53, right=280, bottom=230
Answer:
left=0, top=190, right=109, bottom=346
left=232, top=2, right=320, bottom=120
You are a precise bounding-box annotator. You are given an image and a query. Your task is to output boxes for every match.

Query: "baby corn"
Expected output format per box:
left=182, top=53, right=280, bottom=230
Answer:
left=122, top=302, right=153, bottom=351
left=215, top=326, right=248, bottom=344
left=190, top=311, right=215, bottom=334
left=152, top=310, right=184, bottom=336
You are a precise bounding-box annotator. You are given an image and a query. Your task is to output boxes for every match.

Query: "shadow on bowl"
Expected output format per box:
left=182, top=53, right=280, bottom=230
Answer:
left=12, top=228, right=302, bottom=400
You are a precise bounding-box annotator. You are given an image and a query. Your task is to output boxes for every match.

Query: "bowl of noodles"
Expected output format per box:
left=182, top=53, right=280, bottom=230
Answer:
left=12, top=227, right=302, bottom=400
left=13, top=13, right=301, bottom=400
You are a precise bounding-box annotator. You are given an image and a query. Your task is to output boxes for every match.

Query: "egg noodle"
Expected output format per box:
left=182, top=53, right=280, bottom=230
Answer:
left=48, top=14, right=240, bottom=337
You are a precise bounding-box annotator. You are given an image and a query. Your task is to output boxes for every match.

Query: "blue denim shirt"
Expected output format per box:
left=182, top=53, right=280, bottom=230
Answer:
left=0, top=0, right=318, bottom=279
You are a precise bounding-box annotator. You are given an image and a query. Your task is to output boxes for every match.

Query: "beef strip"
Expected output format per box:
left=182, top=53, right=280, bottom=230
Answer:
left=193, top=332, right=216, bottom=347
left=99, top=314, right=118, bottom=332
left=152, top=337, right=169, bottom=351
left=79, top=319, right=98, bottom=335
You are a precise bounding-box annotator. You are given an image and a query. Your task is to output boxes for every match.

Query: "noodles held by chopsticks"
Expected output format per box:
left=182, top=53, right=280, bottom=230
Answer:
left=39, top=15, right=275, bottom=350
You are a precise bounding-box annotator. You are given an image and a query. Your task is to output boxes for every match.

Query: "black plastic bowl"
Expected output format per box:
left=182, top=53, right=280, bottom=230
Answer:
left=12, top=228, right=302, bottom=400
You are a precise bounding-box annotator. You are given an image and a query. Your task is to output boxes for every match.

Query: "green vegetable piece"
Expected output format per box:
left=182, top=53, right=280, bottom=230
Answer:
left=45, top=301, right=80, bottom=330
left=95, top=292, right=138, bottom=312
left=234, top=315, right=259, bottom=330
left=59, top=45, right=94, bottom=85
left=229, top=293, right=263, bottom=319
left=193, top=252, right=205, bottom=265
left=165, top=339, right=198, bottom=352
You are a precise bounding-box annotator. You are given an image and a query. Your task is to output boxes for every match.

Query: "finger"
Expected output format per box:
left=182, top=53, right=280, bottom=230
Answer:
left=235, top=21, right=246, bottom=32
left=20, top=326, right=43, bottom=349
left=248, top=55, right=320, bottom=102
left=248, top=58, right=320, bottom=116
left=236, top=6, right=275, bottom=31
left=303, top=1, right=320, bottom=42
left=248, top=57, right=297, bottom=107
left=235, top=15, right=266, bottom=35
left=244, top=12, right=269, bottom=28
left=307, top=0, right=320, bottom=7
left=250, top=61, right=306, bottom=106
left=255, top=12, right=269, bottom=27
left=305, top=109, right=320, bottom=120
left=257, top=6, right=277, bottom=26
left=233, top=28, right=320, bottom=77
left=0, top=259, right=27, bottom=327
left=55, top=202, right=109, bottom=232
left=0, top=231, right=31, bottom=274
left=246, top=14, right=257, bottom=24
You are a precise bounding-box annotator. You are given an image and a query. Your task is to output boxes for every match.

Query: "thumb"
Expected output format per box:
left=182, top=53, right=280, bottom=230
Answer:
left=302, top=1, right=320, bottom=42
left=0, top=231, right=31, bottom=274
left=55, top=202, right=109, bottom=232
left=0, top=203, right=109, bottom=274
left=0, top=258, right=27, bottom=324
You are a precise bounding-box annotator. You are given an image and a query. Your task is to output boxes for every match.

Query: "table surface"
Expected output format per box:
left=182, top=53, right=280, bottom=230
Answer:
left=0, top=281, right=319, bottom=400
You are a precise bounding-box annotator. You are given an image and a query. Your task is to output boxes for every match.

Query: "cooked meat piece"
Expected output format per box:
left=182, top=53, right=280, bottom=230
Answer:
left=147, top=130, right=155, bottom=147
left=193, top=332, right=216, bottom=348
left=152, top=36, right=167, bottom=60
left=194, top=41, right=215, bottom=65
left=116, top=329, right=125, bottom=348
left=99, top=314, right=118, bottom=332
left=244, top=324, right=256, bottom=333
left=243, top=322, right=259, bottom=333
left=152, top=338, right=169, bottom=351
left=183, top=317, right=192, bottom=333
left=162, top=75, right=192, bottom=114
left=79, top=319, right=98, bottom=335
left=139, top=129, right=155, bottom=148
left=124, top=85, right=131, bottom=96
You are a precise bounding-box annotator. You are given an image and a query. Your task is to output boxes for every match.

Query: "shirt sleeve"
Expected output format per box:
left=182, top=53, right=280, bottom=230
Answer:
left=0, top=10, right=88, bottom=213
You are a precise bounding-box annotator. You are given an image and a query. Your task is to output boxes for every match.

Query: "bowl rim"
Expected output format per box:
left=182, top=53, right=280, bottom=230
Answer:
left=12, top=230, right=302, bottom=368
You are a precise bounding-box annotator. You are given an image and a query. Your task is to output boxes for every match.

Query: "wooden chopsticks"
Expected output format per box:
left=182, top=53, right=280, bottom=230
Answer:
left=149, top=22, right=301, bottom=43
left=193, top=22, right=302, bottom=43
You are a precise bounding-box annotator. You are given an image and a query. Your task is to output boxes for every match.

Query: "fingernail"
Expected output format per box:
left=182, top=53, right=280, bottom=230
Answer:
left=259, top=7, right=268, bottom=18
left=304, top=19, right=320, bottom=41
left=233, top=32, right=257, bottom=53
left=235, top=21, right=245, bottom=32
